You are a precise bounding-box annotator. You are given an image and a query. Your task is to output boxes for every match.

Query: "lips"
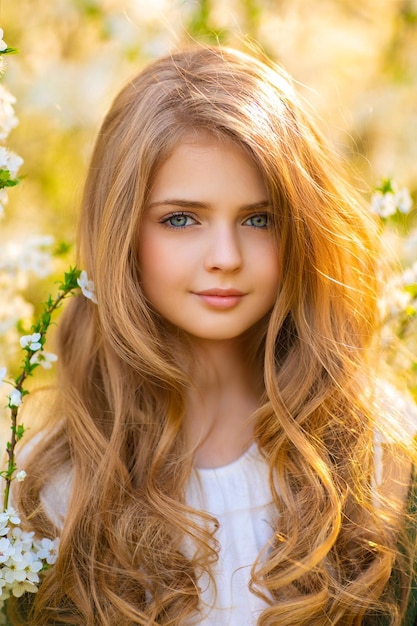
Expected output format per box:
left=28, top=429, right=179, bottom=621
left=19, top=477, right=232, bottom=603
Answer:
left=193, top=288, right=245, bottom=309
left=196, top=288, right=245, bottom=297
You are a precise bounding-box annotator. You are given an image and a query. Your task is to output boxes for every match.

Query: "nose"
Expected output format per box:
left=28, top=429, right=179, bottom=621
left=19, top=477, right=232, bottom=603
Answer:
left=204, top=223, right=242, bottom=272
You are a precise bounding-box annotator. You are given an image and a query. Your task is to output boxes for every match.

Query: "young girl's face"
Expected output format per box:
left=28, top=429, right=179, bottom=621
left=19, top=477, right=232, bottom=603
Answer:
left=138, top=134, right=280, bottom=343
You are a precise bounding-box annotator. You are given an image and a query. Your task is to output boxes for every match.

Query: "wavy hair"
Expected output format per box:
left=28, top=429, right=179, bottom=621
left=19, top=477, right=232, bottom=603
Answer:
left=14, top=45, right=416, bottom=625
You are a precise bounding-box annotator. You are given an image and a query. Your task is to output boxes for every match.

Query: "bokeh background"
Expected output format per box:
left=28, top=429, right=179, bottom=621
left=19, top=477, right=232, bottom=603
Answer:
left=0, top=0, right=416, bottom=425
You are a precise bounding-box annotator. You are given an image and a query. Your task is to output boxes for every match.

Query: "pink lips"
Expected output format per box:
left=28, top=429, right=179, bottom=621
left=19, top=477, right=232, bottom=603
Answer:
left=194, top=288, right=245, bottom=309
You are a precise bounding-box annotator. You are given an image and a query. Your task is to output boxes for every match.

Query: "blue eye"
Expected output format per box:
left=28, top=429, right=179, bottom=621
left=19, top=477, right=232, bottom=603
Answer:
left=161, top=213, right=196, bottom=228
left=243, top=213, right=269, bottom=229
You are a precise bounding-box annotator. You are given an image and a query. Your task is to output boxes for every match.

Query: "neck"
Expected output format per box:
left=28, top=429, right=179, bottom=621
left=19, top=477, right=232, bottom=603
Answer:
left=183, top=337, right=263, bottom=468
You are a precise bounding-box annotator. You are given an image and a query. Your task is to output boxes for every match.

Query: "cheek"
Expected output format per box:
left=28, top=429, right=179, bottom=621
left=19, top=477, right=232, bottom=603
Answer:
left=257, top=242, right=281, bottom=295
left=138, top=230, right=161, bottom=293
left=139, top=242, right=168, bottom=295
left=138, top=231, right=189, bottom=300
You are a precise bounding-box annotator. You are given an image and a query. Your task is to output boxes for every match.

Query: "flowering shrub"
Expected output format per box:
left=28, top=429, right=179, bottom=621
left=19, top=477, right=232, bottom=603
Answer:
left=0, top=31, right=98, bottom=620
left=0, top=29, right=21, bottom=218
left=0, top=29, right=55, bottom=366
left=371, top=179, right=413, bottom=219
left=0, top=267, right=97, bottom=620
left=0, top=508, right=57, bottom=601
left=372, top=181, right=417, bottom=399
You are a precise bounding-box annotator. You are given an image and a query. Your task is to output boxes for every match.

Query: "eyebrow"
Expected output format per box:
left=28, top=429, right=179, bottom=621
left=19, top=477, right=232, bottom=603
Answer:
left=147, top=199, right=271, bottom=211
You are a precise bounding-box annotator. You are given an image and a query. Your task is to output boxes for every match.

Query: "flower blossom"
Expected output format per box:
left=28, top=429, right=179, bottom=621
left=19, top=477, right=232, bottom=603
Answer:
left=0, top=188, right=7, bottom=217
left=10, top=528, right=34, bottom=552
left=371, top=186, right=413, bottom=218
left=15, top=470, right=27, bottom=483
left=0, top=538, right=15, bottom=564
left=0, top=146, right=23, bottom=177
left=395, top=187, right=413, bottom=214
left=20, top=332, right=42, bottom=351
left=3, top=551, right=43, bottom=585
left=10, top=580, right=38, bottom=597
left=371, top=191, right=397, bottom=218
left=0, top=367, right=6, bottom=384
left=1, top=509, right=21, bottom=527
left=30, top=350, right=58, bottom=370
left=77, top=270, right=98, bottom=304
left=8, top=389, right=22, bottom=407
left=0, top=509, right=59, bottom=600
left=34, top=537, right=59, bottom=565
left=0, top=29, right=7, bottom=52
left=0, top=235, right=54, bottom=278
left=402, top=261, right=417, bottom=287
left=0, top=509, right=20, bottom=538
left=0, top=84, right=18, bottom=141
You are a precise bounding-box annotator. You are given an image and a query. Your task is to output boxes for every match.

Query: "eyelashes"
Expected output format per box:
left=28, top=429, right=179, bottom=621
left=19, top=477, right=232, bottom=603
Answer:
left=160, top=212, right=197, bottom=228
left=159, top=211, right=271, bottom=230
left=242, top=214, right=269, bottom=229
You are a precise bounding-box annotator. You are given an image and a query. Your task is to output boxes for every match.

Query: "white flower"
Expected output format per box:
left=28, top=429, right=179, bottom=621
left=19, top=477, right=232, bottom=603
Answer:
left=0, top=29, right=7, bottom=52
left=0, top=517, right=8, bottom=537
left=0, top=188, right=8, bottom=217
left=371, top=184, right=413, bottom=218
left=4, top=551, right=43, bottom=585
left=0, top=526, right=8, bottom=538
left=0, top=509, right=19, bottom=537
left=30, top=350, right=58, bottom=370
left=0, top=366, right=6, bottom=383
left=34, top=537, right=59, bottom=565
left=77, top=270, right=98, bottom=304
left=10, top=580, right=38, bottom=597
left=0, top=146, right=23, bottom=177
left=10, top=527, right=35, bottom=552
left=402, top=261, right=417, bottom=287
left=15, top=470, right=27, bottom=483
left=0, top=84, right=18, bottom=141
left=0, top=235, right=54, bottom=278
left=3, top=563, right=25, bottom=585
left=379, top=284, right=412, bottom=320
left=0, top=537, right=15, bottom=564
left=371, top=191, right=397, bottom=218
left=20, top=332, right=42, bottom=351
left=395, top=187, right=413, bottom=214
left=8, top=389, right=22, bottom=407
left=2, top=508, right=21, bottom=526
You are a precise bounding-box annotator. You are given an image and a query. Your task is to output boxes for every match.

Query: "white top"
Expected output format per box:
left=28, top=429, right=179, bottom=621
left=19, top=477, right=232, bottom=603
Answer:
left=186, top=444, right=274, bottom=626
left=41, top=444, right=275, bottom=626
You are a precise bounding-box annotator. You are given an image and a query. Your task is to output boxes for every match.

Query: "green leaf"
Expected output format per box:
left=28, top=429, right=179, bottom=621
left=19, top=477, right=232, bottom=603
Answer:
left=58, top=267, right=81, bottom=291
left=54, top=240, right=72, bottom=256
left=375, top=178, right=395, bottom=194
left=0, top=46, right=19, bottom=55
left=0, top=169, right=19, bottom=188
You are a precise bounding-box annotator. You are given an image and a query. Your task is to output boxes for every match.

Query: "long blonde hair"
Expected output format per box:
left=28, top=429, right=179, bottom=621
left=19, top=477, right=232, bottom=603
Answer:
left=15, top=45, right=415, bottom=625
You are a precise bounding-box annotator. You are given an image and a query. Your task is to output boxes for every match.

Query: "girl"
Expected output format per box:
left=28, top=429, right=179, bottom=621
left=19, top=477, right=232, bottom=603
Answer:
left=14, top=45, right=417, bottom=625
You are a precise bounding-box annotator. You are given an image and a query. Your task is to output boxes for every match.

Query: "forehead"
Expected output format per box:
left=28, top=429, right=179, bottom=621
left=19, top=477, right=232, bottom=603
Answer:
left=151, top=133, right=265, bottom=192
left=147, top=133, right=268, bottom=205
